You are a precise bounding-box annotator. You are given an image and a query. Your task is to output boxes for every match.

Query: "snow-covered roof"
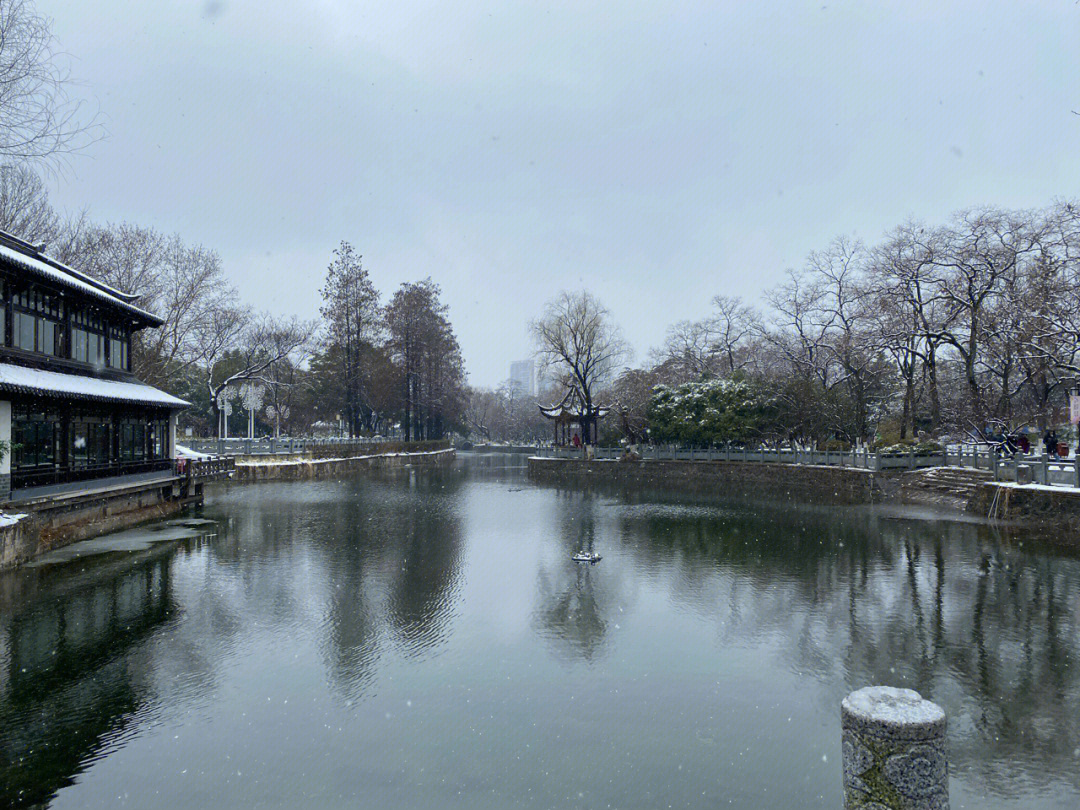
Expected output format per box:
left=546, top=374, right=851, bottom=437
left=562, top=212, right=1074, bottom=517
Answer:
left=0, top=240, right=163, bottom=326
left=0, top=363, right=188, bottom=408
left=538, top=386, right=610, bottom=420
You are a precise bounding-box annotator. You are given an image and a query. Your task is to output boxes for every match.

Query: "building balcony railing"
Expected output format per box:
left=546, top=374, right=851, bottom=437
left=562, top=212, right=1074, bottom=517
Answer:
left=11, top=458, right=175, bottom=491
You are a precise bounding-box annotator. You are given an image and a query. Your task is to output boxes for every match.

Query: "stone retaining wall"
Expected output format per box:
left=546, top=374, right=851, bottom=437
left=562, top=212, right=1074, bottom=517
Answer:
left=527, top=457, right=898, bottom=503
left=234, top=448, right=456, bottom=483
left=970, top=482, right=1080, bottom=530
left=0, top=481, right=185, bottom=570
left=0, top=449, right=457, bottom=569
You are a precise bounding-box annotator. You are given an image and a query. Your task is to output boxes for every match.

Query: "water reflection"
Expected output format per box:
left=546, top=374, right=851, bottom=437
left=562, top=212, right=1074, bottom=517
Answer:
left=1, top=461, right=1078, bottom=809
left=206, top=476, right=466, bottom=702
left=322, top=476, right=463, bottom=697
left=0, top=549, right=176, bottom=808
left=598, top=487, right=1080, bottom=798
left=534, top=492, right=608, bottom=660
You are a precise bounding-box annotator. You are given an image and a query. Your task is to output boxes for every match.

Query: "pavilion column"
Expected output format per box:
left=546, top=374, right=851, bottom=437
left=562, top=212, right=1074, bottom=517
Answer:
left=168, top=411, right=178, bottom=461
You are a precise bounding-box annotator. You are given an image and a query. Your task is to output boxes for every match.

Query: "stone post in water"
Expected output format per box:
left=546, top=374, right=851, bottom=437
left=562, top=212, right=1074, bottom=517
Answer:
left=841, top=686, right=948, bottom=809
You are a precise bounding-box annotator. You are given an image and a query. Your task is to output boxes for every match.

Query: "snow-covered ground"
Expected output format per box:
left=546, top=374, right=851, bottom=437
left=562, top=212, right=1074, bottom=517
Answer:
left=175, top=443, right=211, bottom=459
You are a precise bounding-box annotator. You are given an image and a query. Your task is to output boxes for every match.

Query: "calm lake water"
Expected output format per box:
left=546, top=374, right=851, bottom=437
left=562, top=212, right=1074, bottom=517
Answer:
left=2, top=452, right=1079, bottom=809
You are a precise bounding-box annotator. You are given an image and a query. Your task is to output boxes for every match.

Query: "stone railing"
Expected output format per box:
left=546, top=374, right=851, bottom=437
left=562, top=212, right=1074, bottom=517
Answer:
left=943, top=444, right=1080, bottom=488
left=179, top=456, right=236, bottom=480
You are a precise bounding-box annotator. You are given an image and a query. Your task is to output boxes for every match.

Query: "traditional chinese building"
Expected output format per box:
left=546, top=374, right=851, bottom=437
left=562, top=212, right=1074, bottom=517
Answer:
left=0, top=231, right=188, bottom=501
left=538, top=385, right=609, bottom=446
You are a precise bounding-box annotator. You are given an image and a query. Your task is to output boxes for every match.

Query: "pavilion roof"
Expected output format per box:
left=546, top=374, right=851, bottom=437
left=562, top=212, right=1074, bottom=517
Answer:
left=538, top=386, right=610, bottom=420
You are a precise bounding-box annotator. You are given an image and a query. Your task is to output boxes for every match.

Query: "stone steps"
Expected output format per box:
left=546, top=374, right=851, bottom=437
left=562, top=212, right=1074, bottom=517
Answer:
left=902, top=468, right=992, bottom=502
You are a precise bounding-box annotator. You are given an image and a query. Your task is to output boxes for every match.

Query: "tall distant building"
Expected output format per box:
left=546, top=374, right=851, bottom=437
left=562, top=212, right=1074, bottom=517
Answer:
left=509, top=359, right=535, bottom=397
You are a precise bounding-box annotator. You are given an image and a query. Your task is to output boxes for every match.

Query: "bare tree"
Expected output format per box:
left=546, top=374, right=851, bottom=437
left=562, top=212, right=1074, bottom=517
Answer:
left=930, top=208, right=1042, bottom=418
left=73, top=224, right=236, bottom=389
left=464, top=387, right=497, bottom=440
left=202, top=315, right=311, bottom=439
left=654, top=296, right=755, bottom=382
left=0, top=161, right=56, bottom=240
left=655, top=318, right=717, bottom=382
left=531, top=291, right=630, bottom=445
left=0, top=0, right=101, bottom=166
left=808, top=237, right=890, bottom=443
left=708, top=294, right=756, bottom=376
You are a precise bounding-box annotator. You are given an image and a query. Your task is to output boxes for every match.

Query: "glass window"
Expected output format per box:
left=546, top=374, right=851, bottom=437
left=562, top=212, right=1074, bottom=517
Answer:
left=71, top=412, right=114, bottom=468
left=109, top=338, right=124, bottom=369
left=41, top=319, right=55, bottom=355
left=12, top=304, right=63, bottom=357
left=14, top=311, right=34, bottom=350
left=12, top=406, right=59, bottom=469
left=89, top=422, right=111, bottom=466
left=71, top=423, right=90, bottom=466
left=151, top=420, right=167, bottom=458
left=120, top=423, right=134, bottom=461
left=134, top=423, right=146, bottom=460
left=72, top=328, right=88, bottom=363
left=88, top=333, right=103, bottom=365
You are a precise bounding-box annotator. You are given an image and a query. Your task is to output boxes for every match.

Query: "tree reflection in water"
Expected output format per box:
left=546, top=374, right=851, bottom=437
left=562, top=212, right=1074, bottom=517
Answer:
left=534, top=490, right=611, bottom=662
left=0, top=545, right=181, bottom=808
left=600, top=488, right=1080, bottom=798
left=3, top=465, right=1080, bottom=809
left=303, top=476, right=466, bottom=699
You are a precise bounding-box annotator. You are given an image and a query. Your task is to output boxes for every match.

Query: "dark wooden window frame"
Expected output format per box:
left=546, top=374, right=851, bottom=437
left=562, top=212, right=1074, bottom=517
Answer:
left=10, top=396, right=173, bottom=491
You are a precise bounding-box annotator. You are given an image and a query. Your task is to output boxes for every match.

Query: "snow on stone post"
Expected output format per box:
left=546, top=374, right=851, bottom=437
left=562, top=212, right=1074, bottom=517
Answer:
left=841, top=686, right=948, bottom=809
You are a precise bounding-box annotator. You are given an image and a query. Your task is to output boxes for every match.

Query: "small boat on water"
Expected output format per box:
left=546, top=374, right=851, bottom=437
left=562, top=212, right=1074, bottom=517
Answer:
left=571, top=551, right=602, bottom=563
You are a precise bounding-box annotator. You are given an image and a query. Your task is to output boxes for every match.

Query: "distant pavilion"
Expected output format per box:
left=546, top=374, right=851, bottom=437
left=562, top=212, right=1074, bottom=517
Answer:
left=539, top=386, right=609, bottom=446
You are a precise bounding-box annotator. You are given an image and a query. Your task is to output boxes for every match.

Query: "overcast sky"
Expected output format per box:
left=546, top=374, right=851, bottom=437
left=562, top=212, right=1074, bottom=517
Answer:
left=43, top=1, right=1080, bottom=387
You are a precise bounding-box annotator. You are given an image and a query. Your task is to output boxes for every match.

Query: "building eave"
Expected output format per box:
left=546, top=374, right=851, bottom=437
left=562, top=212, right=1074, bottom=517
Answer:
left=0, top=362, right=189, bottom=409
left=0, top=241, right=164, bottom=327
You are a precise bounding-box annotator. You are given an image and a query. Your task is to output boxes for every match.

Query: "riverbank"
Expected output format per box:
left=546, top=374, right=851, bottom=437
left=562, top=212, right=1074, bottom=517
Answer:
left=233, top=447, right=456, bottom=482
left=0, top=475, right=190, bottom=569
left=971, top=481, right=1080, bottom=528
left=527, top=456, right=899, bottom=503
left=529, top=456, right=1080, bottom=531
left=0, top=449, right=455, bottom=569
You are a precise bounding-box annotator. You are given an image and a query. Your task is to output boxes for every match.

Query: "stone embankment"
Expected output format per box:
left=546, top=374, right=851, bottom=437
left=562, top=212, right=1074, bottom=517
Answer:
left=527, top=457, right=899, bottom=503
left=0, top=477, right=188, bottom=570
left=529, top=456, right=1080, bottom=529
left=970, top=481, right=1080, bottom=528
left=0, top=447, right=455, bottom=570
left=234, top=448, right=455, bottom=482
left=904, top=466, right=1080, bottom=528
